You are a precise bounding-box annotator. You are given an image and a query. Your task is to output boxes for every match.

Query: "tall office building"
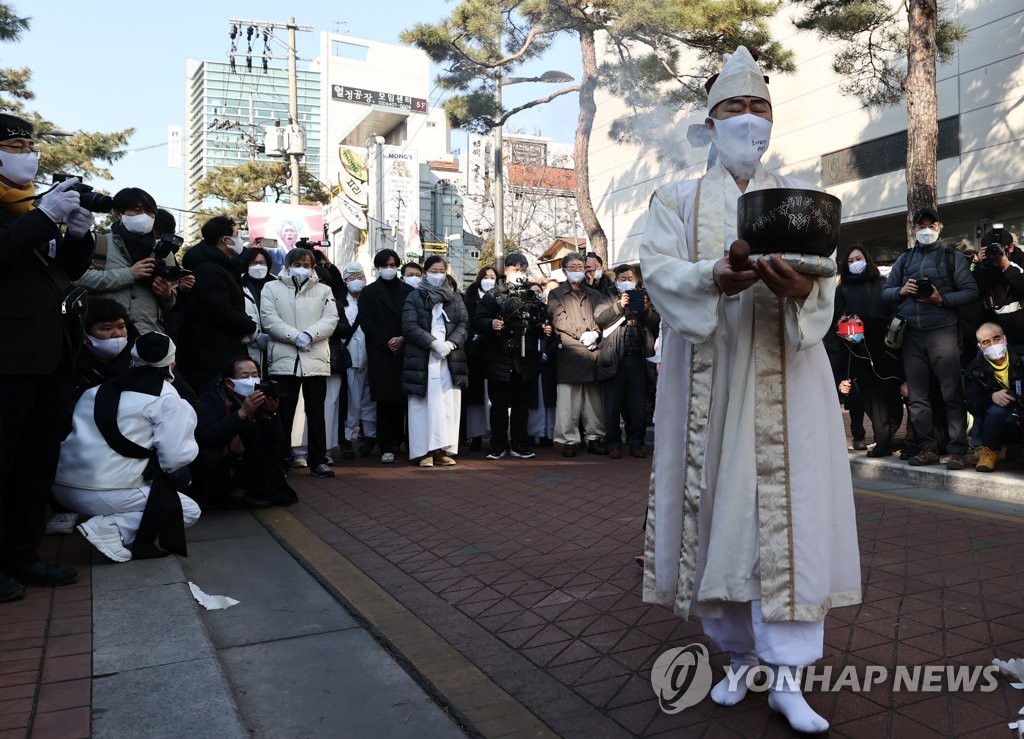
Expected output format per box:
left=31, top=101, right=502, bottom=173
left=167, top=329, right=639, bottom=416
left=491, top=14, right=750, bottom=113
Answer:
left=182, top=60, right=322, bottom=242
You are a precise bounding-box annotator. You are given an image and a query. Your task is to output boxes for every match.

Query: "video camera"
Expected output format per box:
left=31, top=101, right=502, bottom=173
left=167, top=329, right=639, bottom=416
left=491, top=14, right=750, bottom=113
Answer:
left=51, top=173, right=113, bottom=213
left=152, top=233, right=187, bottom=281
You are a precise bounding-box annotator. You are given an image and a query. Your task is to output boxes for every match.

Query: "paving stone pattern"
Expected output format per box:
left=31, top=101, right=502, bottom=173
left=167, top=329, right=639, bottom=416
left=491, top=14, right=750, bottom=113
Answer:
left=286, top=449, right=1024, bottom=738
left=0, top=535, right=91, bottom=739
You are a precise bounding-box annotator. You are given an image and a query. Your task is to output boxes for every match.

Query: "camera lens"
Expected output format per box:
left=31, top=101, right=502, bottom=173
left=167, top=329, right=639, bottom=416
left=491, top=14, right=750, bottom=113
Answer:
left=79, top=190, right=113, bottom=213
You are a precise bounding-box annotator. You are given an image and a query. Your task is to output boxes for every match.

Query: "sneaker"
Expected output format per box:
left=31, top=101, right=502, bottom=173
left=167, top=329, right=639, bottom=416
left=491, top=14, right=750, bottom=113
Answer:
left=290, top=456, right=308, bottom=468
left=852, top=439, right=868, bottom=451
left=323, top=455, right=335, bottom=466
left=976, top=447, right=999, bottom=472
left=76, top=517, right=131, bottom=563
left=945, top=454, right=966, bottom=471
left=0, top=573, right=24, bottom=603
left=486, top=448, right=508, bottom=460
left=311, top=463, right=335, bottom=478
left=510, top=447, right=535, bottom=459
left=45, top=512, right=79, bottom=536
left=908, top=450, right=940, bottom=466
left=381, top=452, right=396, bottom=464
left=866, top=445, right=891, bottom=458
left=340, top=440, right=357, bottom=460
left=419, top=456, right=434, bottom=467
left=434, top=454, right=457, bottom=466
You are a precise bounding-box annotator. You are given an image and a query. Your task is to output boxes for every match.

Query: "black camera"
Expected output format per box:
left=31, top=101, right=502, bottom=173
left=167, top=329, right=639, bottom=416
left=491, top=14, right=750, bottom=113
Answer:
left=151, top=233, right=186, bottom=281
left=916, top=277, right=934, bottom=298
left=255, top=380, right=281, bottom=400
left=51, top=174, right=113, bottom=213
left=986, top=243, right=1006, bottom=266
left=1005, top=401, right=1024, bottom=429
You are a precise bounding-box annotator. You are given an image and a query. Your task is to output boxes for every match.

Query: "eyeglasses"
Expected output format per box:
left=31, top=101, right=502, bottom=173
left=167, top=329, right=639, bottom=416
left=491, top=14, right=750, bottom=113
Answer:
left=0, top=143, right=36, bottom=154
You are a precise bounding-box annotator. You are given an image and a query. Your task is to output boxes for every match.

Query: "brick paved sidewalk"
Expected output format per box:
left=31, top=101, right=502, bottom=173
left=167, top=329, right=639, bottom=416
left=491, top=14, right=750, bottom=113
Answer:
left=0, top=535, right=92, bottom=739
left=281, top=448, right=1024, bottom=738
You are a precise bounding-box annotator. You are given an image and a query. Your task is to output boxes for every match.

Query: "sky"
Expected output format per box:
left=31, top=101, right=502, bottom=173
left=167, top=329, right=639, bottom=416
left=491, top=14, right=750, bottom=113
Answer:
left=9, top=1, right=582, bottom=220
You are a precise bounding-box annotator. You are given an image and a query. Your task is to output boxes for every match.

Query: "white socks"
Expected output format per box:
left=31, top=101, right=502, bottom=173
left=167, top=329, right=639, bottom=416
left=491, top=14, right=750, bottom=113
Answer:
left=767, top=665, right=829, bottom=734
left=710, top=651, right=757, bottom=706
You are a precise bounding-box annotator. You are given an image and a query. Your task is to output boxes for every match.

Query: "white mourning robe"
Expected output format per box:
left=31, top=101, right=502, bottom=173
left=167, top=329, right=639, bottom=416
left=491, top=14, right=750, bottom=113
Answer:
left=408, top=303, right=461, bottom=459
left=639, top=163, right=862, bottom=623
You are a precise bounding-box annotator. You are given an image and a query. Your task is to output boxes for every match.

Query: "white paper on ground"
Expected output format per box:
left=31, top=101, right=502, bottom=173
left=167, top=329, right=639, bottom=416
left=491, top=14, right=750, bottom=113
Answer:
left=188, top=581, right=240, bottom=610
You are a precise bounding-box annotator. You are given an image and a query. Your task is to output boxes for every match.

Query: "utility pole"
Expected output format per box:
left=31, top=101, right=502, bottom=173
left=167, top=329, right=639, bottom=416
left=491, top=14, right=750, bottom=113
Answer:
left=228, top=17, right=312, bottom=203
left=287, top=17, right=300, bottom=204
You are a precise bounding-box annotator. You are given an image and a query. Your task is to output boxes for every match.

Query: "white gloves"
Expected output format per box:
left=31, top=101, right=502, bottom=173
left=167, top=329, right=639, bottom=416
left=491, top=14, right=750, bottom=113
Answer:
left=37, top=178, right=81, bottom=224
left=580, top=330, right=600, bottom=348
left=430, top=339, right=453, bottom=358
left=64, top=207, right=94, bottom=238
left=294, top=332, right=312, bottom=352
left=253, top=332, right=270, bottom=350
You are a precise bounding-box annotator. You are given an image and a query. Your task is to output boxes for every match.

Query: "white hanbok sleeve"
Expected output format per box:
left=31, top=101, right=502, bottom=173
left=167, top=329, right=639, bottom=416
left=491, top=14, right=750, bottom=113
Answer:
left=785, top=272, right=837, bottom=352
left=147, top=392, right=199, bottom=472
left=639, top=189, right=720, bottom=344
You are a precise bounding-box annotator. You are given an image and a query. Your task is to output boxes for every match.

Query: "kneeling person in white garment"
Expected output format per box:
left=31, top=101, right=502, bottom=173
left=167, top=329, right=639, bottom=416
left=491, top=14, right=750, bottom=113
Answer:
left=53, top=333, right=201, bottom=562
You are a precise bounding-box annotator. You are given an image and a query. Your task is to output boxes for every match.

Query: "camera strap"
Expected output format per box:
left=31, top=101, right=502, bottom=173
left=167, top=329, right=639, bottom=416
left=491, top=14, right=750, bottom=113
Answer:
left=602, top=315, right=626, bottom=339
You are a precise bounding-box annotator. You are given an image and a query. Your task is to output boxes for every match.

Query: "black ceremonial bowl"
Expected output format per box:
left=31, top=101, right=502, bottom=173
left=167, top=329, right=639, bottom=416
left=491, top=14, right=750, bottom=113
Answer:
left=737, top=188, right=842, bottom=256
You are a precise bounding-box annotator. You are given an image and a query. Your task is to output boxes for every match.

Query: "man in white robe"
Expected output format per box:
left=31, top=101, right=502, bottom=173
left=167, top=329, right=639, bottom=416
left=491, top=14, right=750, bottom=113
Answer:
left=639, top=46, right=861, bottom=734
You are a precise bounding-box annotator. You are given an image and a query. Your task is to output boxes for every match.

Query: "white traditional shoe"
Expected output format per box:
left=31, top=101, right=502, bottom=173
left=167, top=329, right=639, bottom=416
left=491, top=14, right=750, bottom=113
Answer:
left=77, top=517, right=131, bottom=563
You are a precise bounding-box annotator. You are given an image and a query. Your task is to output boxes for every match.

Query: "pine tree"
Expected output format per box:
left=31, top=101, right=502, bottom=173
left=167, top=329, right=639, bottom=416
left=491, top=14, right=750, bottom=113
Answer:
left=402, top=0, right=793, bottom=263
left=791, top=0, right=966, bottom=239
left=0, top=3, right=132, bottom=181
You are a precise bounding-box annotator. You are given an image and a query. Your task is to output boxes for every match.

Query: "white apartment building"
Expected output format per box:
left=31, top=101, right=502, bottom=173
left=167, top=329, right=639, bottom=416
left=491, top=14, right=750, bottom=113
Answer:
left=590, top=0, right=1023, bottom=265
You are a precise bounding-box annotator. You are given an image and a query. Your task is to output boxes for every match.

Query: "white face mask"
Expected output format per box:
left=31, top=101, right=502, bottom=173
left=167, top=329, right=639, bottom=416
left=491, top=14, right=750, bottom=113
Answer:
left=480, top=278, right=496, bottom=291
left=248, top=264, right=268, bottom=280
left=121, top=213, right=155, bottom=235
left=404, top=275, right=421, bottom=288
left=289, top=266, right=311, bottom=282
left=916, top=228, right=939, bottom=245
left=226, top=236, right=245, bottom=255
left=0, top=150, right=38, bottom=186
left=507, top=272, right=528, bottom=286
left=378, top=267, right=398, bottom=281
left=229, top=376, right=259, bottom=398
left=710, top=113, right=772, bottom=165
left=425, top=272, right=447, bottom=287
left=566, top=270, right=586, bottom=284
left=616, top=280, right=636, bottom=292
left=848, top=260, right=867, bottom=275
left=983, top=342, right=1008, bottom=361
left=346, top=278, right=366, bottom=293
left=87, top=334, right=128, bottom=360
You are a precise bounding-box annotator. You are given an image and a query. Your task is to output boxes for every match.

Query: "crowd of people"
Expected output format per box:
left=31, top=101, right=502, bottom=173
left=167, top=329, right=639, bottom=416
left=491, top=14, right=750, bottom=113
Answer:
left=829, top=207, right=1024, bottom=474
left=0, top=108, right=663, bottom=604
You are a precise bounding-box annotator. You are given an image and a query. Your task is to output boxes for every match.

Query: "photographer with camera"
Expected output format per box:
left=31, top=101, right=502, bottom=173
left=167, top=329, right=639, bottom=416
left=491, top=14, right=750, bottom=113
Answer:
left=192, top=357, right=297, bottom=507
left=176, top=216, right=258, bottom=394
left=971, top=226, right=1024, bottom=348
left=882, top=206, right=979, bottom=469
left=474, top=254, right=552, bottom=460
left=0, top=113, right=95, bottom=600
left=965, top=323, right=1024, bottom=472
left=76, top=188, right=181, bottom=335
left=594, top=264, right=660, bottom=459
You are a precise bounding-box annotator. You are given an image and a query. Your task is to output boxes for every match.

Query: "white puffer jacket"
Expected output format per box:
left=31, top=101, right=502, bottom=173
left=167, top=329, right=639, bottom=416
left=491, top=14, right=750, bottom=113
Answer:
left=260, top=271, right=339, bottom=377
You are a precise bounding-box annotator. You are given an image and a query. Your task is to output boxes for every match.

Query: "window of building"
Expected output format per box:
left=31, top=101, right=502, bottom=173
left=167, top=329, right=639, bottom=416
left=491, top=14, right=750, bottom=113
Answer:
left=332, top=41, right=369, bottom=61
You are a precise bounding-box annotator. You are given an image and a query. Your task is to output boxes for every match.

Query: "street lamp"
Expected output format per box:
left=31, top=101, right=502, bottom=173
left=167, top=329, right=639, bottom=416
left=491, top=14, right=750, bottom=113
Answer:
left=493, top=69, right=574, bottom=276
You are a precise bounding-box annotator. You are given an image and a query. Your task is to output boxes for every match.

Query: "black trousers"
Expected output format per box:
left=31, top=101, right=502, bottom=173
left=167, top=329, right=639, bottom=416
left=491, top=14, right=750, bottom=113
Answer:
left=861, top=378, right=904, bottom=449
left=376, top=400, right=407, bottom=454
left=273, top=375, right=328, bottom=467
left=902, top=325, right=968, bottom=455
left=0, top=370, right=72, bottom=568
left=604, top=356, right=649, bottom=449
left=488, top=372, right=532, bottom=450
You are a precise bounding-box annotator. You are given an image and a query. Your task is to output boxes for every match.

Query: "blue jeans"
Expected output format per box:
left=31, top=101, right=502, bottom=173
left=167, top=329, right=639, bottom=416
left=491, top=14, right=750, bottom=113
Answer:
left=980, top=403, right=1024, bottom=451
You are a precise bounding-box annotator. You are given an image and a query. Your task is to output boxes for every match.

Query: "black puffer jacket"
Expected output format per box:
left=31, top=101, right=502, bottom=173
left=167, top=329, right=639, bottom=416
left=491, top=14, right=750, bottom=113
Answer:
left=401, top=288, right=470, bottom=397
left=964, top=348, right=1024, bottom=419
